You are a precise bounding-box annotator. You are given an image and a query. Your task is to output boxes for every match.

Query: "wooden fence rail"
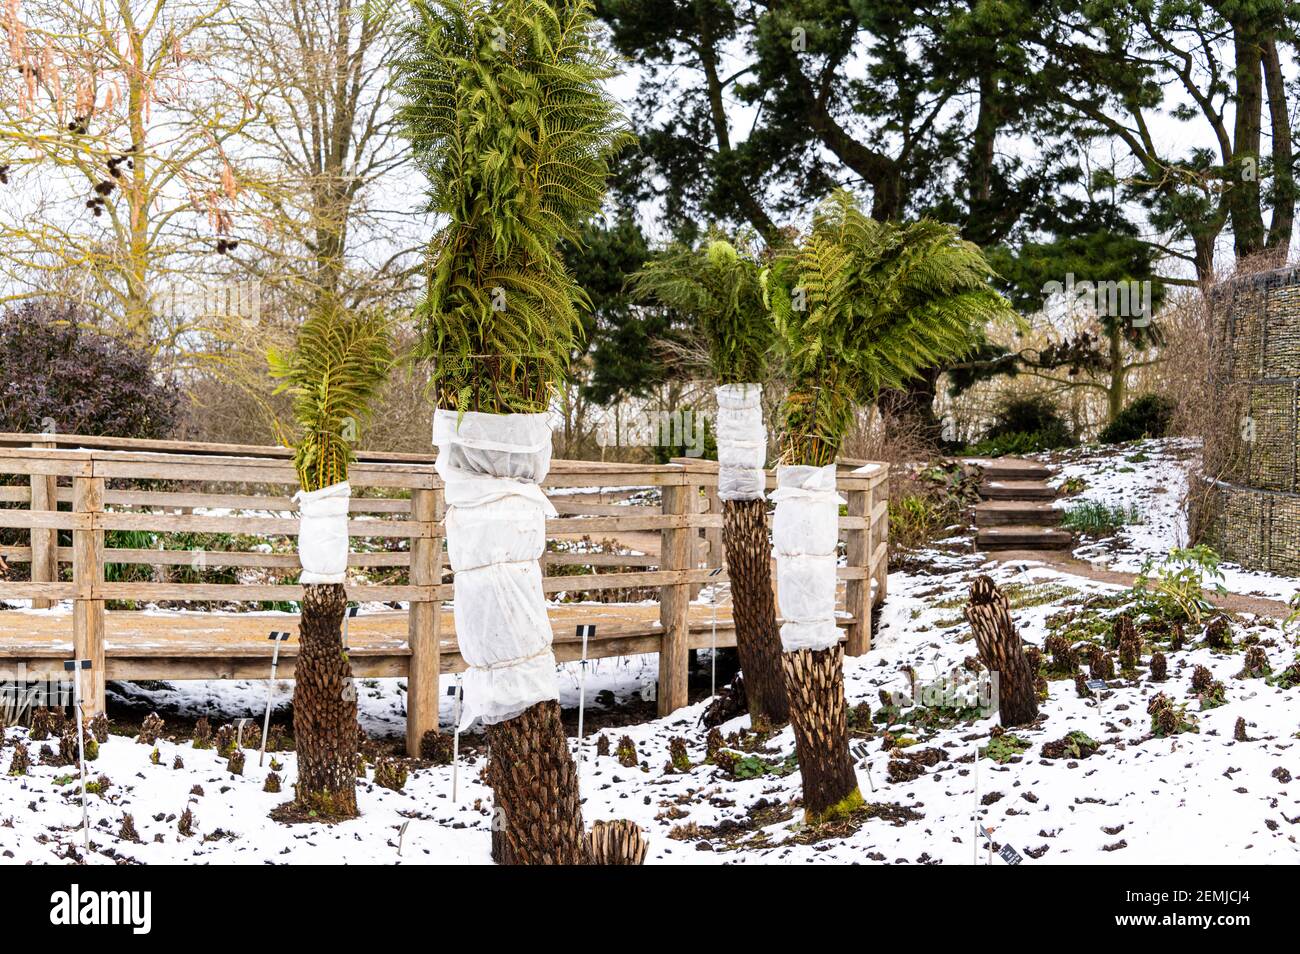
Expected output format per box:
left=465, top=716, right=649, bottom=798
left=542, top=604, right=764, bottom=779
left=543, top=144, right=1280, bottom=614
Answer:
left=0, top=433, right=888, bottom=752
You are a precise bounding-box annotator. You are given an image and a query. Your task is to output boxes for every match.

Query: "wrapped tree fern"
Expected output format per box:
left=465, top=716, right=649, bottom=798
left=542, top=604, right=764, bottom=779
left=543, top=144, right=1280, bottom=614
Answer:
left=633, top=232, right=788, bottom=728
left=267, top=304, right=394, bottom=819
left=766, top=191, right=1015, bottom=822
left=395, top=0, right=631, bottom=864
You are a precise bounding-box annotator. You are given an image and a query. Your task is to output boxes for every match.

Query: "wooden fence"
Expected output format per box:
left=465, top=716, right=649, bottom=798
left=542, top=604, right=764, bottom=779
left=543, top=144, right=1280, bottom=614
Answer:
left=0, top=433, right=888, bottom=752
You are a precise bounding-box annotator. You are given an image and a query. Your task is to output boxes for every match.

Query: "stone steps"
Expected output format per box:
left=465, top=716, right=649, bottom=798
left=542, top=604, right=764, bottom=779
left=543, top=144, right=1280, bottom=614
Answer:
left=975, top=500, right=1060, bottom=527
left=976, top=526, right=1074, bottom=550
left=970, top=457, right=1070, bottom=552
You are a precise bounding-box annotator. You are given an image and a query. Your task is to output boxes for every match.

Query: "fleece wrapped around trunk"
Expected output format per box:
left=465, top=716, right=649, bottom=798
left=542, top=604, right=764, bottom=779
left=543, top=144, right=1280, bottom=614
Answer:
left=714, top=383, right=767, bottom=501
left=433, top=409, right=558, bottom=729
left=295, top=481, right=351, bottom=585
left=771, top=463, right=845, bottom=653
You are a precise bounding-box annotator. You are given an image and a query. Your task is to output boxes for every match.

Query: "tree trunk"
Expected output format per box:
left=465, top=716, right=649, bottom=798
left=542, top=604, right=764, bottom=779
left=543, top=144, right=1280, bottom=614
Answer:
left=964, top=575, right=1039, bottom=727
left=1107, top=330, right=1125, bottom=422
left=722, top=498, right=789, bottom=728
left=291, top=582, right=358, bottom=817
left=485, top=700, right=587, bottom=865
left=781, top=645, right=862, bottom=823
left=878, top=367, right=944, bottom=446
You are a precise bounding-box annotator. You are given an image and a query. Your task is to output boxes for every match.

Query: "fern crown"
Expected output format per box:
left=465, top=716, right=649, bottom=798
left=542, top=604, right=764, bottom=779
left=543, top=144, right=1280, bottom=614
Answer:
left=632, top=228, right=772, bottom=385
left=769, top=190, right=1016, bottom=465
left=268, top=306, right=395, bottom=491
left=394, top=0, right=633, bottom=414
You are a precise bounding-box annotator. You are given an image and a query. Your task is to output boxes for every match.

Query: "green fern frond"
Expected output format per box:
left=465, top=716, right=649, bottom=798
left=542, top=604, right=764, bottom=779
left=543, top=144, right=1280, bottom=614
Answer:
left=772, top=190, right=1017, bottom=466
left=395, top=0, right=631, bottom=413
left=632, top=228, right=772, bottom=384
left=268, top=305, right=395, bottom=492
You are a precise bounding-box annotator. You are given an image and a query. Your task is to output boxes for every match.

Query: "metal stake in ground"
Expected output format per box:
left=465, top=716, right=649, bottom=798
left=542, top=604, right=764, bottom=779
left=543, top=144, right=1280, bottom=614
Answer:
left=449, top=675, right=463, bottom=801
left=63, top=658, right=92, bottom=853
left=397, top=819, right=411, bottom=858
left=575, top=624, right=595, bottom=787
left=260, top=631, right=291, bottom=766
left=708, top=567, right=724, bottom=697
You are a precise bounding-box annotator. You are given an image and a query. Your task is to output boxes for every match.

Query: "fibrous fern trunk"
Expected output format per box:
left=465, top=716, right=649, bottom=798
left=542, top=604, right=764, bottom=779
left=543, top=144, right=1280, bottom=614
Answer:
left=722, top=498, right=788, bottom=727
left=290, top=583, right=358, bottom=818
left=782, top=645, right=861, bottom=822
left=485, top=701, right=587, bottom=864
left=965, top=576, right=1039, bottom=727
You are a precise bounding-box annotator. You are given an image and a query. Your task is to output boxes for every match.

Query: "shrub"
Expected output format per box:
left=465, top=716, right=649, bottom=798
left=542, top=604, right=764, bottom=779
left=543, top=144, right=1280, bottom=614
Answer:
left=0, top=301, right=182, bottom=438
left=970, top=394, right=1074, bottom=455
left=1099, top=394, right=1175, bottom=444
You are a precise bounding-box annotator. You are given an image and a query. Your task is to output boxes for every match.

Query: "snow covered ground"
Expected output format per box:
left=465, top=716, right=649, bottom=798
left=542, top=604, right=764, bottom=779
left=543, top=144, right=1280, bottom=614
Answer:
left=3, top=438, right=1300, bottom=864
left=1046, top=437, right=1300, bottom=601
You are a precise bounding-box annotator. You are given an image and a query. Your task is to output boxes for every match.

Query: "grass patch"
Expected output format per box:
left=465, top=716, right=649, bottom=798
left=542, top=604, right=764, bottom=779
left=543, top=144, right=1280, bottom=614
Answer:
left=1059, top=500, right=1142, bottom=534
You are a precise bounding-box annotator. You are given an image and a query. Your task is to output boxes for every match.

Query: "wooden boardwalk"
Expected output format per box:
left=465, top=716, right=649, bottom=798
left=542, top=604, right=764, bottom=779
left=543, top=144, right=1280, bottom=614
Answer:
left=0, top=433, right=888, bottom=750
left=0, top=602, right=750, bottom=681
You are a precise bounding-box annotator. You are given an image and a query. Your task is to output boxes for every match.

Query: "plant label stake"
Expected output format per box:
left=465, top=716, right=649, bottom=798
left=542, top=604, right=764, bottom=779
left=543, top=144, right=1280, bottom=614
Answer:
left=575, top=624, right=595, bottom=787
left=1087, top=678, right=1107, bottom=720
left=708, top=567, right=724, bottom=697
left=449, top=676, right=463, bottom=801
left=63, top=659, right=91, bottom=853
left=260, top=631, right=291, bottom=766
left=851, top=741, right=875, bottom=792
left=235, top=717, right=251, bottom=750
left=397, top=819, right=410, bottom=858
left=972, top=732, right=981, bottom=866
left=342, top=604, right=359, bottom=650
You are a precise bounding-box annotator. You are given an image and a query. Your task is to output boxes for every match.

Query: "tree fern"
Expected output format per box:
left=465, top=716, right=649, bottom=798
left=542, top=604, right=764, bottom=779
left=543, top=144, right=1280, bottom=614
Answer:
left=394, top=0, right=633, bottom=413
left=768, top=190, right=1017, bottom=465
left=632, top=230, right=772, bottom=384
left=268, top=305, right=395, bottom=491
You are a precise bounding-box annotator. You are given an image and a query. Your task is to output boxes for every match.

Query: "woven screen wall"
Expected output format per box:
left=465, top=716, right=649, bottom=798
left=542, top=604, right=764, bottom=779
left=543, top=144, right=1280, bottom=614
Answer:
left=1204, top=267, right=1300, bottom=574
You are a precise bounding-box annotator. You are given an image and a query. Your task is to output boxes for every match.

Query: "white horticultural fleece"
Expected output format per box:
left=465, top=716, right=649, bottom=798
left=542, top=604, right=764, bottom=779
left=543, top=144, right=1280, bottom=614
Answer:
left=771, top=463, right=845, bottom=653
left=432, top=409, right=559, bottom=729
left=294, top=481, right=351, bottom=584
left=714, top=383, right=766, bottom=502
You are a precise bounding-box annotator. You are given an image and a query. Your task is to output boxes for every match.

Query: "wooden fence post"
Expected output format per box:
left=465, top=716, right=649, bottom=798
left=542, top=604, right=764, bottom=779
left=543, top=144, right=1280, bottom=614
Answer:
left=29, top=439, right=58, bottom=610
left=844, top=476, right=871, bottom=656
left=873, top=469, right=889, bottom=604
left=657, top=474, right=691, bottom=715
left=71, top=475, right=106, bottom=714
left=406, top=486, right=441, bottom=755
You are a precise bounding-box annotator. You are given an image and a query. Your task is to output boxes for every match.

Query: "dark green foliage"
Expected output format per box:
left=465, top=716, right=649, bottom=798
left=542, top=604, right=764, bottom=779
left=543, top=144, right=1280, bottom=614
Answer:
left=633, top=231, right=772, bottom=384
left=566, top=215, right=671, bottom=406
left=977, top=394, right=1073, bottom=453
left=394, top=0, right=632, bottom=414
left=0, top=301, right=181, bottom=438
left=1099, top=394, right=1176, bottom=444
